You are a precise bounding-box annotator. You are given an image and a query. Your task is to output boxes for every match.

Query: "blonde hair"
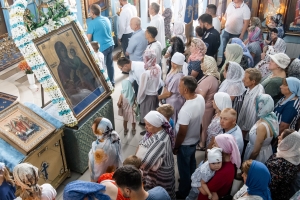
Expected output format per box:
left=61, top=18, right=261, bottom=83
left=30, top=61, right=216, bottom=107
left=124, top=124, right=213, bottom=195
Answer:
left=221, top=108, right=237, bottom=119
left=157, top=104, right=174, bottom=119
left=242, top=159, right=253, bottom=175
left=1, top=165, right=15, bottom=186
left=171, top=63, right=183, bottom=74
left=123, top=155, right=142, bottom=169
left=245, top=68, right=262, bottom=84
left=92, top=117, right=103, bottom=136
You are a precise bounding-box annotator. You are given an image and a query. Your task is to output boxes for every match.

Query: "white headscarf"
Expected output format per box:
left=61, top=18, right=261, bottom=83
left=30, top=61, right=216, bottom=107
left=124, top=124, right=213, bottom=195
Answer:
left=219, top=62, right=246, bottom=96
left=214, top=92, right=232, bottom=111
left=277, top=131, right=300, bottom=165
left=173, top=21, right=187, bottom=43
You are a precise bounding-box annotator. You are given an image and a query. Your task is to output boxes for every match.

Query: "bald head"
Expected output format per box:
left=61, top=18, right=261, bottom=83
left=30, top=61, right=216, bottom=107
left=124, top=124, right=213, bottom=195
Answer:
left=221, top=108, right=237, bottom=119
left=130, top=17, right=141, bottom=31
left=220, top=108, right=237, bottom=131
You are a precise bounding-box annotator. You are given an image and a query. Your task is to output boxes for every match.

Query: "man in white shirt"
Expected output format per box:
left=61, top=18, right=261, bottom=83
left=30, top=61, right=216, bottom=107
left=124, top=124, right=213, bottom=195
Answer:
left=219, top=0, right=250, bottom=68
left=173, top=76, right=205, bottom=199
left=206, top=4, right=221, bottom=33
left=118, top=0, right=137, bottom=58
left=149, top=2, right=166, bottom=50
left=145, top=26, right=162, bottom=65
left=220, top=108, right=244, bottom=155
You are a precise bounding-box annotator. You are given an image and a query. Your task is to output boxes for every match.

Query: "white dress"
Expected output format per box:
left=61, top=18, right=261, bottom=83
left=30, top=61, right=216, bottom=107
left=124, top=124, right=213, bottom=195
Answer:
left=243, top=122, right=273, bottom=163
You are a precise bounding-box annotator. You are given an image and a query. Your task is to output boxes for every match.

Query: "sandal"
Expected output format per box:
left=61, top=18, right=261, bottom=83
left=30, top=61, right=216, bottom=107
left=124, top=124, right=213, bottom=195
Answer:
left=131, top=129, right=136, bottom=135
left=124, top=129, right=129, bottom=136
left=196, top=144, right=206, bottom=151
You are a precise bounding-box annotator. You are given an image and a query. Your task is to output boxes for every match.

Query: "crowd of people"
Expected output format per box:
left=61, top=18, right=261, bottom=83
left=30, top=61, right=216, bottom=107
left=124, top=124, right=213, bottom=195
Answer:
left=1, top=0, right=300, bottom=200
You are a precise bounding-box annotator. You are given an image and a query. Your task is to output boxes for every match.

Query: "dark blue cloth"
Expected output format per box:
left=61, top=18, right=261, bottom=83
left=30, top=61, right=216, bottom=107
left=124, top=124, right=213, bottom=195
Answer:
left=274, top=98, right=299, bottom=129
left=0, top=181, right=16, bottom=200
left=246, top=161, right=272, bottom=200
left=63, top=180, right=110, bottom=200
left=184, top=0, right=198, bottom=23
left=102, top=45, right=115, bottom=85
left=202, top=27, right=221, bottom=57
left=146, top=186, right=171, bottom=200
left=187, top=60, right=203, bottom=81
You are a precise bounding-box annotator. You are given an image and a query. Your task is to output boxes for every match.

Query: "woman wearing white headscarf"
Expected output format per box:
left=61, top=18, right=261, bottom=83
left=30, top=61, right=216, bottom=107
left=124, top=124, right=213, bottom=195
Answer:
left=266, top=129, right=300, bottom=200
left=88, top=117, right=122, bottom=182
left=255, top=37, right=287, bottom=79
left=138, top=50, right=162, bottom=126
left=173, top=21, right=187, bottom=44
left=136, top=111, right=176, bottom=199
left=219, top=62, right=246, bottom=100
left=196, top=55, right=220, bottom=150
left=162, top=0, right=172, bottom=40
left=206, top=92, right=232, bottom=148
left=13, top=163, right=57, bottom=200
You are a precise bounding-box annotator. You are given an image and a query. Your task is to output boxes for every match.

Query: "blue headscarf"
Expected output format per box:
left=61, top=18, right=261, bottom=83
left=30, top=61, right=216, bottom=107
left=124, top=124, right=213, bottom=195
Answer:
left=122, top=80, right=135, bottom=106
left=63, top=180, right=110, bottom=200
left=231, top=38, right=254, bottom=68
left=281, top=77, right=300, bottom=105
left=246, top=161, right=272, bottom=200
left=256, top=94, right=279, bottom=137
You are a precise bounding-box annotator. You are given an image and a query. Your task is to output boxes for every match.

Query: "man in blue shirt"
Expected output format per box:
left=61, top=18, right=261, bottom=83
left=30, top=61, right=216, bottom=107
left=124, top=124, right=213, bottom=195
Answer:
left=87, top=4, right=115, bottom=86
left=126, top=17, right=148, bottom=61
left=113, top=165, right=171, bottom=200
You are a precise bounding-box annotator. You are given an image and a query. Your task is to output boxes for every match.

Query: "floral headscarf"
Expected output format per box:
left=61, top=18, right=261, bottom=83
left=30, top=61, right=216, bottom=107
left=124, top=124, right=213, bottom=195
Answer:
left=264, top=38, right=286, bottom=62
left=271, top=13, right=283, bottom=27
left=142, top=111, right=175, bottom=149
left=173, top=21, right=187, bottom=43
left=143, top=49, right=160, bottom=78
left=96, top=118, right=120, bottom=143
left=256, top=94, right=279, bottom=137
left=231, top=38, right=254, bottom=67
left=287, top=58, right=300, bottom=79
left=219, top=62, right=246, bottom=96
left=201, top=55, right=220, bottom=81
left=188, top=38, right=207, bottom=62
left=277, top=131, right=300, bottom=165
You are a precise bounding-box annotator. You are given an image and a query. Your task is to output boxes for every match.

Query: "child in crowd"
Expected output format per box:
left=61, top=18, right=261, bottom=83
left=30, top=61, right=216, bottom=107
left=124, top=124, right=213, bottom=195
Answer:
left=195, top=26, right=204, bottom=39
left=117, top=80, right=136, bottom=135
left=90, top=41, right=106, bottom=72
left=186, top=147, right=223, bottom=200
left=157, top=104, right=175, bottom=129
left=0, top=162, right=16, bottom=200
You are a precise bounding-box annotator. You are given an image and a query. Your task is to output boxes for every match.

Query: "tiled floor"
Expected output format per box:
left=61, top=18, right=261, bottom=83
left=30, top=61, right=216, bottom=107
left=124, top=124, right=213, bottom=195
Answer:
left=48, top=49, right=205, bottom=199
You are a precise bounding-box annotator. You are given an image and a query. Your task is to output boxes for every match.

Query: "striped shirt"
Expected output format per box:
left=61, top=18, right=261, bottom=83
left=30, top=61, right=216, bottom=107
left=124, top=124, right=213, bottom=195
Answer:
left=274, top=98, right=300, bottom=130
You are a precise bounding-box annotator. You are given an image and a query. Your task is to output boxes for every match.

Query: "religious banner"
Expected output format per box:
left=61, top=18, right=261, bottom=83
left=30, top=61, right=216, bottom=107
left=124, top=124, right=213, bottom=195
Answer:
left=184, top=0, right=198, bottom=23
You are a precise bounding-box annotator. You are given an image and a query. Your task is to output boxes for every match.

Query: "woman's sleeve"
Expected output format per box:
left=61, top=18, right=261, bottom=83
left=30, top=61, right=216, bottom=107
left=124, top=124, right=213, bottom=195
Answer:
left=280, top=104, right=298, bottom=124
left=168, top=75, right=183, bottom=93
left=141, top=141, right=166, bottom=172
left=137, top=73, right=148, bottom=104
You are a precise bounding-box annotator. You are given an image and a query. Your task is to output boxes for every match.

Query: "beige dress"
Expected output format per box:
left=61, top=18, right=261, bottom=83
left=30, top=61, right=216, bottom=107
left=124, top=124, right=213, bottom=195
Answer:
left=120, top=95, right=136, bottom=123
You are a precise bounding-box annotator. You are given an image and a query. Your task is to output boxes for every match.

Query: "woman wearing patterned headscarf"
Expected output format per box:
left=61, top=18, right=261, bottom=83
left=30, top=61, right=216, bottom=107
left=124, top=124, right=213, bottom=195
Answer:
left=162, top=0, right=172, bottom=40
left=88, top=117, right=122, bottom=182
left=229, top=38, right=254, bottom=68
left=243, top=94, right=278, bottom=163
left=256, top=37, right=287, bottom=79
left=267, top=13, right=285, bottom=39
left=266, top=129, right=300, bottom=200
left=220, top=43, right=243, bottom=82
left=173, top=21, right=187, bottom=43
left=137, top=50, right=162, bottom=129
left=136, top=111, right=176, bottom=199
left=196, top=55, right=220, bottom=150
left=287, top=58, right=300, bottom=79
left=13, top=163, right=57, bottom=200
left=187, top=38, right=207, bottom=81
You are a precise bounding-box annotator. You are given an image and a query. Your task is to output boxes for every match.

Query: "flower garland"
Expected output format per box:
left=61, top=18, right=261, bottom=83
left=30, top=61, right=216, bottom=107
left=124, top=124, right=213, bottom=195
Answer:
left=9, top=0, right=113, bottom=127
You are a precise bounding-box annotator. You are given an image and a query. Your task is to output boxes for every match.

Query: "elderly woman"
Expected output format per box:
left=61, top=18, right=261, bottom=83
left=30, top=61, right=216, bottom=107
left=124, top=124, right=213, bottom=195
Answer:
left=266, top=129, right=300, bottom=200
left=219, top=62, right=246, bottom=114
left=198, top=134, right=241, bottom=200
left=206, top=92, right=232, bottom=148
left=246, top=17, right=263, bottom=66
left=266, top=13, right=285, bottom=41
left=243, top=94, right=278, bottom=163
left=13, top=163, right=57, bottom=200
left=137, top=50, right=162, bottom=125
left=229, top=38, right=254, bottom=68
left=261, top=53, right=290, bottom=105
left=158, top=52, right=185, bottom=123
left=89, top=117, right=122, bottom=182
left=287, top=58, right=300, bottom=79
left=274, top=77, right=300, bottom=135
left=63, top=180, right=112, bottom=200
left=233, top=160, right=272, bottom=200
left=187, top=38, right=207, bottom=81
left=255, top=37, right=286, bottom=79
left=136, top=111, right=175, bottom=199
left=220, top=43, right=243, bottom=82
left=162, top=0, right=172, bottom=40
left=173, top=21, right=187, bottom=44
left=195, top=55, right=220, bottom=150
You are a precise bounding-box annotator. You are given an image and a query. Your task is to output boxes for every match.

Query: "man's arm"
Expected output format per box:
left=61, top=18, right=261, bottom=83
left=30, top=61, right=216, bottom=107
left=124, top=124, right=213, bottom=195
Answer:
left=87, top=34, right=92, bottom=42
left=173, top=124, right=188, bottom=154
left=239, top=19, right=250, bottom=40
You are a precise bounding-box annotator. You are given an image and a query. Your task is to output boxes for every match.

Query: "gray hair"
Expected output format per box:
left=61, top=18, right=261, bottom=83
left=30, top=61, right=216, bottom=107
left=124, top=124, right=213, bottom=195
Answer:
left=131, top=17, right=141, bottom=27
left=151, top=2, right=160, bottom=14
